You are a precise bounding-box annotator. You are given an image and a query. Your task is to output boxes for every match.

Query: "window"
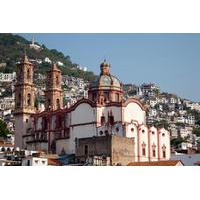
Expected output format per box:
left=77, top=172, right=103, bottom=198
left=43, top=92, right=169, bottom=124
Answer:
left=101, top=116, right=105, bottom=125
left=104, top=92, right=109, bottom=102
left=116, top=127, right=119, bottom=132
left=56, top=76, right=59, bottom=85
left=17, top=93, right=21, bottom=107
left=153, top=149, right=156, bottom=157
left=162, top=133, right=165, bottom=137
left=26, top=119, right=29, bottom=123
left=84, top=145, right=88, bottom=156
left=105, top=130, right=109, bottom=135
left=115, top=93, right=119, bottom=102
left=109, top=115, right=114, bottom=125
left=27, top=93, right=31, bottom=106
left=131, top=128, right=134, bottom=132
left=27, top=160, right=30, bottom=166
left=142, top=130, right=145, bottom=133
left=163, top=150, right=166, bottom=158
left=56, top=99, right=60, bottom=109
left=99, top=131, right=103, bottom=135
left=42, top=161, right=46, bottom=164
left=152, top=131, right=155, bottom=135
left=142, top=148, right=146, bottom=156
left=27, top=69, right=30, bottom=80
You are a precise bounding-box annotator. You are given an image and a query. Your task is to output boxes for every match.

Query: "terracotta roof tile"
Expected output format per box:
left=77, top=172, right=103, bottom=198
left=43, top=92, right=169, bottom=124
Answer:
left=127, top=160, right=183, bottom=166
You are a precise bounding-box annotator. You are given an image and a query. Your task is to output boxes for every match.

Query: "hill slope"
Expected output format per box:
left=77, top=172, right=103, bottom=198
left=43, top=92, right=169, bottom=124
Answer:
left=0, top=33, right=96, bottom=81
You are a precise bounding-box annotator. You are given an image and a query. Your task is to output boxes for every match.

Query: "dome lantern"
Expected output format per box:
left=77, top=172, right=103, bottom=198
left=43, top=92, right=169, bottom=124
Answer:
left=100, top=59, right=110, bottom=75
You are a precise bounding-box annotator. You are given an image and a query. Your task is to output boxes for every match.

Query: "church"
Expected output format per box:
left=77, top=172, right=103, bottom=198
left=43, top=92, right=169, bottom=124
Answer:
left=14, top=54, right=170, bottom=162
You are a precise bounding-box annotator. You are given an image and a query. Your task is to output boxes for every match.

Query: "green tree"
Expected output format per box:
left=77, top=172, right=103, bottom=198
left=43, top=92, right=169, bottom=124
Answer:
left=0, top=119, right=11, bottom=138
left=171, top=136, right=186, bottom=148
left=193, top=128, right=200, bottom=137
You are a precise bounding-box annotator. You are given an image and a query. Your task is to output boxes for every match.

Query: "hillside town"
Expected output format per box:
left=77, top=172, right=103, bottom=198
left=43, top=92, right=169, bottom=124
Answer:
left=0, top=64, right=200, bottom=165
left=0, top=35, right=200, bottom=166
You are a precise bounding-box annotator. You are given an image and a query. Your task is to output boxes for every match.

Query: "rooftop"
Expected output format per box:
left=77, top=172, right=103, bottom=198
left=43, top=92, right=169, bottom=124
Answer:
left=127, top=160, right=183, bottom=166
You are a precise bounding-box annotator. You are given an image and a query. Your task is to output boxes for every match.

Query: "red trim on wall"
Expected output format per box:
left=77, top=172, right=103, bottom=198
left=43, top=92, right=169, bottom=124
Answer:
left=148, top=129, right=151, bottom=161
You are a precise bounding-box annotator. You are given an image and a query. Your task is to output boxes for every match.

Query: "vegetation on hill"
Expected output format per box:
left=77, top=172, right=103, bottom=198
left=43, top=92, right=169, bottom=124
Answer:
left=0, top=119, right=11, bottom=138
left=0, top=33, right=96, bottom=81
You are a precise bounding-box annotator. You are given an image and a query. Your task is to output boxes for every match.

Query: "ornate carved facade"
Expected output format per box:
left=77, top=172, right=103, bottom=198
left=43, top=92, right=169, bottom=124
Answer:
left=45, top=63, right=63, bottom=111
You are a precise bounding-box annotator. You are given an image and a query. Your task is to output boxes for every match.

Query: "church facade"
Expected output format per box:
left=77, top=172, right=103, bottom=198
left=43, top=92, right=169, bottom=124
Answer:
left=14, top=55, right=170, bottom=162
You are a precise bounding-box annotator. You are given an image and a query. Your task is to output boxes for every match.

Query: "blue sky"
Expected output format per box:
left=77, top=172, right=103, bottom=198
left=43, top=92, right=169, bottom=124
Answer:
left=18, top=33, right=200, bottom=102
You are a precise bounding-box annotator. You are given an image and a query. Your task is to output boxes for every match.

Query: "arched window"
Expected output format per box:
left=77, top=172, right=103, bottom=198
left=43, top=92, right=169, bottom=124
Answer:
left=152, top=149, right=156, bottom=157
left=101, top=115, right=105, bottom=125
left=142, top=142, right=146, bottom=156
left=17, top=93, right=21, bottom=107
left=115, top=93, right=119, bottom=102
left=48, top=99, right=51, bottom=109
left=56, top=76, right=59, bottom=86
left=56, top=99, right=60, bottom=109
left=162, top=145, right=166, bottom=158
left=109, top=115, right=114, bottom=125
left=27, top=68, right=31, bottom=80
left=163, top=150, right=166, bottom=158
left=27, top=93, right=31, bottom=106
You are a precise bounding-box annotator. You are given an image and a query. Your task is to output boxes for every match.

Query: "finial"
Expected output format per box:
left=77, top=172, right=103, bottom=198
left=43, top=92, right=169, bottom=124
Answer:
left=22, top=47, right=29, bottom=63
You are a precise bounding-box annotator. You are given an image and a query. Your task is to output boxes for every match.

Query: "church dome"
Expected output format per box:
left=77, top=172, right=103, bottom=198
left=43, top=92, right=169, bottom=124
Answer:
left=90, top=74, right=122, bottom=90
left=89, top=60, right=122, bottom=91
left=88, top=60, right=123, bottom=104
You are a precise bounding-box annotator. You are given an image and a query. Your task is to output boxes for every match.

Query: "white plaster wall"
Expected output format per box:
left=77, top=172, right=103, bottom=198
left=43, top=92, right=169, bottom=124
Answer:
left=62, top=124, right=97, bottom=154
left=125, top=123, right=138, bottom=161
left=71, top=103, right=95, bottom=125
left=149, top=127, right=158, bottom=161
left=138, top=125, right=149, bottom=162
left=123, top=102, right=146, bottom=125
left=96, top=106, right=122, bottom=126
left=158, top=128, right=171, bottom=160
left=97, top=123, right=124, bottom=137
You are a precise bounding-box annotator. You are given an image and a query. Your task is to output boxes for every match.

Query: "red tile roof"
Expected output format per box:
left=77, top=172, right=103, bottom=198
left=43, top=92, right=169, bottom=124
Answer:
left=48, top=158, right=62, bottom=166
left=127, top=160, right=183, bottom=166
left=194, top=161, right=200, bottom=165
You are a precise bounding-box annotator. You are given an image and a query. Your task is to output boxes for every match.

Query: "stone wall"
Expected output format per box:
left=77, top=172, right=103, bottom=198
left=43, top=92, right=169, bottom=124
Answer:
left=75, top=135, right=135, bottom=166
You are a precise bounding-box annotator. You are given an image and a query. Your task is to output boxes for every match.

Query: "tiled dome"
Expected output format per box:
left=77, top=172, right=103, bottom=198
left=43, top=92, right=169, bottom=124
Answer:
left=90, top=74, right=121, bottom=90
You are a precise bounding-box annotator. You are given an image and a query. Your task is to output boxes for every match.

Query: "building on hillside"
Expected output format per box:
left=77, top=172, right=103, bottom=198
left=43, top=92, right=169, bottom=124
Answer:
left=14, top=56, right=171, bottom=164
left=22, top=156, right=48, bottom=166
left=140, top=83, right=160, bottom=97
left=29, top=36, right=42, bottom=51
left=0, top=72, right=16, bottom=82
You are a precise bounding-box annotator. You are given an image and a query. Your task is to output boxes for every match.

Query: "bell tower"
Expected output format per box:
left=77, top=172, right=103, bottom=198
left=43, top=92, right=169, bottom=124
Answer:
left=14, top=54, right=36, bottom=149
left=45, top=63, right=63, bottom=111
